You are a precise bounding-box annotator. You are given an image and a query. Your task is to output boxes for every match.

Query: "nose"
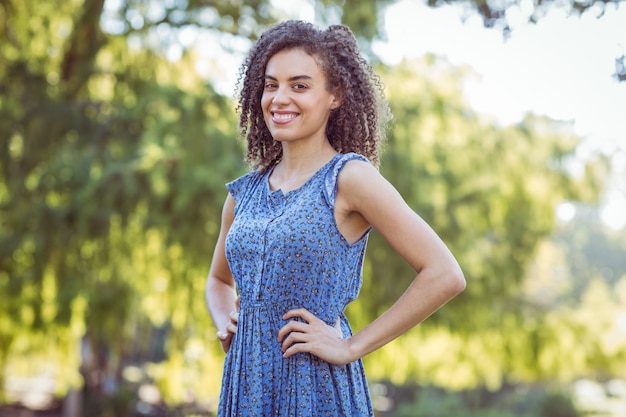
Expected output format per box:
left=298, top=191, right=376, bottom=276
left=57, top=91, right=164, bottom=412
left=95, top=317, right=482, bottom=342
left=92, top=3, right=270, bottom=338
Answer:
left=271, top=86, right=289, bottom=105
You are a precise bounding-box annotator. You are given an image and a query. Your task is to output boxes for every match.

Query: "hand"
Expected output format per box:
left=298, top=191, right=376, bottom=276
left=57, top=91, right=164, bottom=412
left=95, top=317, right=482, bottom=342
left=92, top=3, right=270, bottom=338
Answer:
left=278, top=308, right=354, bottom=366
left=217, top=297, right=239, bottom=352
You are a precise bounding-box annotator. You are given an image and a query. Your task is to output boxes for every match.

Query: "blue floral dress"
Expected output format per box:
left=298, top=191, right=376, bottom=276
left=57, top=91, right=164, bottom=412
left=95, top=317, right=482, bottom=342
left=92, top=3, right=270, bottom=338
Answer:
left=218, top=153, right=374, bottom=416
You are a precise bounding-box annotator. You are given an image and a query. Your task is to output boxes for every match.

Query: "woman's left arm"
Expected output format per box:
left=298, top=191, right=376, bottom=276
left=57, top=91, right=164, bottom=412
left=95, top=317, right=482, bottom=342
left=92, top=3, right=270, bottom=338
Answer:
left=279, top=160, right=466, bottom=365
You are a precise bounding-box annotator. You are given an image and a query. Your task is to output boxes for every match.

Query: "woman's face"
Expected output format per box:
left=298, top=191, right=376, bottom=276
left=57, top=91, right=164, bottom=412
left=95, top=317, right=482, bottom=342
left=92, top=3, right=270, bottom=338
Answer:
left=261, top=48, right=340, bottom=145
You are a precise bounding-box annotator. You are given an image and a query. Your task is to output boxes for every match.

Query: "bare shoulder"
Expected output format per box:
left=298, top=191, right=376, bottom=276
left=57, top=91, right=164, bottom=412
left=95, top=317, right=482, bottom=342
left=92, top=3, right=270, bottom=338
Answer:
left=338, top=158, right=379, bottom=178
left=337, top=159, right=400, bottom=206
left=338, top=158, right=386, bottom=190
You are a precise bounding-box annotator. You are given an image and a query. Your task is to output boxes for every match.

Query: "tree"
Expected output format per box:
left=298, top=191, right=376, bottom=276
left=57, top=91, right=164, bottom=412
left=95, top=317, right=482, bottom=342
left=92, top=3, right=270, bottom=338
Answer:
left=0, top=0, right=244, bottom=407
left=553, top=204, right=626, bottom=296
left=432, top=0, right=626, bottom=81
left=432, top=0, right=624, bottom=29
left=347, top=55, right=610, bottom=387
left=0, top=0, right=620, bottom=412
left=98, top=0, right=626, bottom=80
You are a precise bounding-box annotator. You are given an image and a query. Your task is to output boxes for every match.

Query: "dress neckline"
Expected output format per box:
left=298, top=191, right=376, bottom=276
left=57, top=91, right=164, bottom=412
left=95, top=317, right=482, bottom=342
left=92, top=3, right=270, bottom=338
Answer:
left=266, top=153, right=340, bottom=197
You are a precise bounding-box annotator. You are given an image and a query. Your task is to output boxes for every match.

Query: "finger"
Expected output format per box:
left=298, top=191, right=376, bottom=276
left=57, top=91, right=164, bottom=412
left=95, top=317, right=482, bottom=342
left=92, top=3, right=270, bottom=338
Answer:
left=229, top=310, right=239, bottom=323
left=226, top=322, right=238, bottom=334
left=282, top=308, right=317, bottom=323
left=281, top=332, right=310, bottom=353
left=218, top=329, right=233, bottom=338
left=282, top=339, right=311, bottom=358
left=277, top=320, right=309, bottom=342
left=217, top=330, right=233, bottom=343
left=220, top=337, right=232, bottom=353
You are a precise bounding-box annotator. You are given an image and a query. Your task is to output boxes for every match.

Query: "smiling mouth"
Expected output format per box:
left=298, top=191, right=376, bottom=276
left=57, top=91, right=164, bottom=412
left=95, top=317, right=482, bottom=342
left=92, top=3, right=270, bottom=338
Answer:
left=272, top=112, right=299, bottom=123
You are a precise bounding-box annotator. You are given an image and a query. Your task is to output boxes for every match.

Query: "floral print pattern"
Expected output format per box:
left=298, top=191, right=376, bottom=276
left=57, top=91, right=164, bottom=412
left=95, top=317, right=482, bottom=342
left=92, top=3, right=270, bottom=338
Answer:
left=218, top=153, right=374, bottom=416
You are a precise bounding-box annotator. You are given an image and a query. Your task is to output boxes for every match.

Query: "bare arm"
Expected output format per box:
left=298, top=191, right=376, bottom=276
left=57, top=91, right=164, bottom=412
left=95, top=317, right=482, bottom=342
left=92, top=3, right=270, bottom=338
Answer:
left=342, top=160, right=465, bottom=360
left=205, top=193, right=239, bottom=352
left=279, top=160, right=465, bottom=364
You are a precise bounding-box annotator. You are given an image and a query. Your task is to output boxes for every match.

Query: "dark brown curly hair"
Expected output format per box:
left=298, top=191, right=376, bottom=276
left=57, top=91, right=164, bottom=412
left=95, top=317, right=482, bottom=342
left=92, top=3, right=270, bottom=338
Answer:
left=236, top=20, right=391, bottom=171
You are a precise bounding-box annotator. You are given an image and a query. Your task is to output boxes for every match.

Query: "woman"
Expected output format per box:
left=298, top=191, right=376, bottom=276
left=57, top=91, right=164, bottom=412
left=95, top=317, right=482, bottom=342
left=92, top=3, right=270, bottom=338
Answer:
left=205, top=20, right=465, bottom=416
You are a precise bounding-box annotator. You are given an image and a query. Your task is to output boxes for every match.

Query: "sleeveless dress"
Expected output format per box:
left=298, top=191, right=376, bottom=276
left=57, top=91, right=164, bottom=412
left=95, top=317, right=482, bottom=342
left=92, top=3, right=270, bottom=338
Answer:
left=219, top=152, right=374, bottom=416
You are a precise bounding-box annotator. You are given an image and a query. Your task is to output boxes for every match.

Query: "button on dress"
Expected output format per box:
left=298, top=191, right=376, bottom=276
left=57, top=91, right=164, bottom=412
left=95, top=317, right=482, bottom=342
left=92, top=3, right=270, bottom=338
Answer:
left=218, top=153, right=374, bottom=416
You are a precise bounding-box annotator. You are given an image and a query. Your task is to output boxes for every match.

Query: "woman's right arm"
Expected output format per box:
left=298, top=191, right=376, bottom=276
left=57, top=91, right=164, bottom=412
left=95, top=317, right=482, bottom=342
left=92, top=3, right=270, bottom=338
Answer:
left=205, top=193, right=238, bottom=352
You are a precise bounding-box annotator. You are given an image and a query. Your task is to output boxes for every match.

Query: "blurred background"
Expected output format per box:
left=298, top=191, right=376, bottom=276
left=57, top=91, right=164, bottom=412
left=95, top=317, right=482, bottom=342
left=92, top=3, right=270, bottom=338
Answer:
left=1, top=0, right=625, bottom=416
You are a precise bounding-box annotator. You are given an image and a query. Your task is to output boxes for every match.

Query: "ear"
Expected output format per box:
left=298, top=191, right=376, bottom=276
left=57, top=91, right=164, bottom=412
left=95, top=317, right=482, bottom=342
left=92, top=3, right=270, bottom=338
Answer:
left=329, top=88, right=343, bottom=110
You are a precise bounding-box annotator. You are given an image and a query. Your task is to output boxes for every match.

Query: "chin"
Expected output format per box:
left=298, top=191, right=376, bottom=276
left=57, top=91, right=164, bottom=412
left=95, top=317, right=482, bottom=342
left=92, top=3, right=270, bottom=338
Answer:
left=271, top=134, right=295, bottom=143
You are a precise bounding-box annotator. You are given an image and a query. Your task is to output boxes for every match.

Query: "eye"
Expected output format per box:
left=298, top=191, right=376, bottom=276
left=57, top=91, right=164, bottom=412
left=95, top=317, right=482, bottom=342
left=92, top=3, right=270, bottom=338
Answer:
left=292, top=83, right=308, bottom=91
left=264, top=82, right=277, bottom=90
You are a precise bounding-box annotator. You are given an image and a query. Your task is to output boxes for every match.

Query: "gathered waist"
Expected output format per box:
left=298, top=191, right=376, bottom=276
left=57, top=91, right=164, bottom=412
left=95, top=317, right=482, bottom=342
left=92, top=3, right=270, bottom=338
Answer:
left=238, top=297, right=344, bottom=326
left=239, top=297, right=304, bottom=311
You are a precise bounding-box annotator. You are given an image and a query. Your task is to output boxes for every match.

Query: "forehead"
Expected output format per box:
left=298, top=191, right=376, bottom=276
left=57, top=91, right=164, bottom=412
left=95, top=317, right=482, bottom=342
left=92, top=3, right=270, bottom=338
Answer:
left=265, top=48, right=324, bottom=78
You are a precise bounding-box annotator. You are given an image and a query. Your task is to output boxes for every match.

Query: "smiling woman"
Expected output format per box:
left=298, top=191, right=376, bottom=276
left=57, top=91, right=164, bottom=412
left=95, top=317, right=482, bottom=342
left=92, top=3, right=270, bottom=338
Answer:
left=234, top=21, right=390, bottom=173
left=205, top=20, right=465, bottom=417
left=261, top=49, right=341, bottom=150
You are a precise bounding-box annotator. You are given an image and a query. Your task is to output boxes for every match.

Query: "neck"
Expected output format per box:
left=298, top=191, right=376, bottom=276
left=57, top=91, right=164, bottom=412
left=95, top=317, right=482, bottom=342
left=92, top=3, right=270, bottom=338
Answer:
left=278, top=140, right=337, bottom=175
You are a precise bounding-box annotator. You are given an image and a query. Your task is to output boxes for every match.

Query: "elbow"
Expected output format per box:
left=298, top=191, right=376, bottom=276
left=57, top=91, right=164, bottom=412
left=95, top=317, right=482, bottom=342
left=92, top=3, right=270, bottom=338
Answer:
left=445, top=266, right=466, bottom=298
left=455, top=273, right=467, bottom=295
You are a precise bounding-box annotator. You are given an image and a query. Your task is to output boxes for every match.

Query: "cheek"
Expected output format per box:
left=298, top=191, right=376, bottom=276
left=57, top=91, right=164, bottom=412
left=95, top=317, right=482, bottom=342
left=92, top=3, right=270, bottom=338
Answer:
left=260, top=92, right=272, bottom=111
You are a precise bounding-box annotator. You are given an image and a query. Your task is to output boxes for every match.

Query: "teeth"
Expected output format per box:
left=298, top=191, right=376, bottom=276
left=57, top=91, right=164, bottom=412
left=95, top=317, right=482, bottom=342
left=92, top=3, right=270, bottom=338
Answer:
left=273, top=113, right=297, bottom=121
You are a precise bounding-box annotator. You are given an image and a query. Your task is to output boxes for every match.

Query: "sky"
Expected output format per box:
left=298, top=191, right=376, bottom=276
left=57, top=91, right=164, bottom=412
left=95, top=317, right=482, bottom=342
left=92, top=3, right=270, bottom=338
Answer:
left=370, top=0, right=626, bottom=229
left=204, top=0, right=626, bottom=229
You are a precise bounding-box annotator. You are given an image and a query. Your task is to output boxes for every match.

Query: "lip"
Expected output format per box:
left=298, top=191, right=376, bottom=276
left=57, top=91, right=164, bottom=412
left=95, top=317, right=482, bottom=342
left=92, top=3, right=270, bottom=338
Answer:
left=271, top=111, right=299, bottom=124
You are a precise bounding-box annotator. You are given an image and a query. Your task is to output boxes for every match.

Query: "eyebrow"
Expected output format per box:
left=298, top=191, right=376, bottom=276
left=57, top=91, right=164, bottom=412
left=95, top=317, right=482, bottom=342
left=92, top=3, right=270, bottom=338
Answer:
left=264, top=74, right=313, bottom=82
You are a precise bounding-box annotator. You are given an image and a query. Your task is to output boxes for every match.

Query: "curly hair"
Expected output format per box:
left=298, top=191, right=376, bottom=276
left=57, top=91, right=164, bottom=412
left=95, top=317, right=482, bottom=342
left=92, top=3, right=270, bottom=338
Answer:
left=236, top=20, right=391, bottom=171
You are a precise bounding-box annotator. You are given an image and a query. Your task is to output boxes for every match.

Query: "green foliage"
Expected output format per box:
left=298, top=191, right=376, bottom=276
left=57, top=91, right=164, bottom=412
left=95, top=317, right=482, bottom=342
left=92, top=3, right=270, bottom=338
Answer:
left=0, top=0, right=244, bottom=404
left=371, top=57, right=608, bottom=323
left=393, top=384, right=582, bottom=417
left=348, top=56, right=612, bottom=388
left=553, top=204, right=626, bottom=297
left=427, top=0, right=624, bottom=32
left=535, top=391, right=581, bottom=417
left=0, top=0, right=623, bottom=410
